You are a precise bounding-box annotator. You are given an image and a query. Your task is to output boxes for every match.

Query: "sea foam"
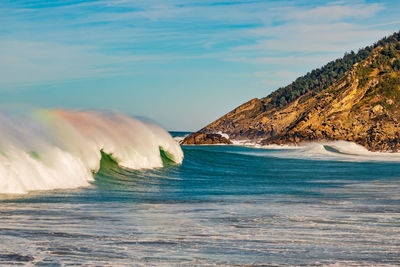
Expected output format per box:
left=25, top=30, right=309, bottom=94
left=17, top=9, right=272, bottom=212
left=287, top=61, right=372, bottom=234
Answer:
left=264, top=141, right=400, bottom=162
left=0, top=109, right=183, bottom=194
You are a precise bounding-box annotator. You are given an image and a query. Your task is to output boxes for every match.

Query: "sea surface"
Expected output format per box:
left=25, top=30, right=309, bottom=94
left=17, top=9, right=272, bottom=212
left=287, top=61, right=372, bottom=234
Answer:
left=0, top=132, right=400, bottom=266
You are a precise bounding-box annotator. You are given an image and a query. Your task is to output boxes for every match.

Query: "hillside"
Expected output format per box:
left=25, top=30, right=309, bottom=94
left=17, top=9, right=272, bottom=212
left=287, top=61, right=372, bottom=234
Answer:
left=182, top=31, right=400, bottom=151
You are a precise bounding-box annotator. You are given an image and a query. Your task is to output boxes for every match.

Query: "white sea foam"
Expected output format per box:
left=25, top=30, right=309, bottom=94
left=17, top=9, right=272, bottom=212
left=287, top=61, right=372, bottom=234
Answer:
left=231, top=139, right=257, bottom=146
left=0, top=109, right=183, bottom=194
left=231, top=139, right=300, bottom=149
left=216, top=131, right=230, bottom=140
left=267, top=141, right=400, bottom=162
left=228, top=139, right=400, bottom=162
left=173, top=134, right=189, bottom=143
left=260, top=143, right=303, bottom=149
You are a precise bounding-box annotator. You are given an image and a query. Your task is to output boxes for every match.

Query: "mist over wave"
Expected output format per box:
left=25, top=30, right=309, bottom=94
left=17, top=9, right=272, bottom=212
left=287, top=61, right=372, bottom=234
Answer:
left=0, top=108, right=183, bottom=194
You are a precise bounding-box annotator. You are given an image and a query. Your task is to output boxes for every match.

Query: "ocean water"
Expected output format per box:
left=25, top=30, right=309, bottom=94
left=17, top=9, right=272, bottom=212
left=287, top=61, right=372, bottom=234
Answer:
left=0, top=130, right=400, bottom=266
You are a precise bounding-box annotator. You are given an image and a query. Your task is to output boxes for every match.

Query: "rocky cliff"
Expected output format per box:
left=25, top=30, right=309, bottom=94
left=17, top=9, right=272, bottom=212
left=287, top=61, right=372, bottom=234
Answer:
left=181, top=31, right=400, bottom=152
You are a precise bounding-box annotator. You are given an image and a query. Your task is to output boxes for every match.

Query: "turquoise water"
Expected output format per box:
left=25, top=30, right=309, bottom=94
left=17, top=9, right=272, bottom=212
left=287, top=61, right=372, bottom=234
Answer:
left=0, top=133, right=400, bottom=266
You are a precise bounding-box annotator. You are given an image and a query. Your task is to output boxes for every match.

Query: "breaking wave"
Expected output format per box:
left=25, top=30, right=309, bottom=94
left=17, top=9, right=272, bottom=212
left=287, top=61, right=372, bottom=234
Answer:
left=262, top=141, right=400, bottom=162
left=0, top=108, right=183, bottom=194
left=222, top=138, right=400, bottom=162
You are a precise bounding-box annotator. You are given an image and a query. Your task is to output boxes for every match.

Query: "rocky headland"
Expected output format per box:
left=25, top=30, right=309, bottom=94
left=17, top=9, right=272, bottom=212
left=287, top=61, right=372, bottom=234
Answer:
left=181, top=31, right=400, bottom=152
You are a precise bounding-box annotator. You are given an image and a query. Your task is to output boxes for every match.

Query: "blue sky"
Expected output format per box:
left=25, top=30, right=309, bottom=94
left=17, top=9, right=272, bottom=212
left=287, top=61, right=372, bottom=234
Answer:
left=0, top=0, right=399, bottom=130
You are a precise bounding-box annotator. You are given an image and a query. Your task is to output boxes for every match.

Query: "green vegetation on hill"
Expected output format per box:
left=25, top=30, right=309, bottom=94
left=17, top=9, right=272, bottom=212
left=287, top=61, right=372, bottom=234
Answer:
left=355, top=34, right=400, bottom=108
left=265, top=31, right=400, bottom=108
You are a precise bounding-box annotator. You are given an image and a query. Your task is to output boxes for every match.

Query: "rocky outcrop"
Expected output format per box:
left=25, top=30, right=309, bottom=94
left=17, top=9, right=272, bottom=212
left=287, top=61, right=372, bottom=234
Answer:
left=180, top=133, right=232, bottom=145
left=181, top=37, right=400, bottom=152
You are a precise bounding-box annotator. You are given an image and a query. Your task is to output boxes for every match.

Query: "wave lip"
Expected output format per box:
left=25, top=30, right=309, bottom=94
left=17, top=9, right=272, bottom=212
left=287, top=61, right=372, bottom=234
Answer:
left=0, top=109, right=183, bottom=194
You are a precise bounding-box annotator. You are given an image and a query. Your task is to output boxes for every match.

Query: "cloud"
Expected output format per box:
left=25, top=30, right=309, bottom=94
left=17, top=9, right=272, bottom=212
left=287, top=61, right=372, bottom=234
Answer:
left=226, top=1, right=393, bottom=79
left=0, top=41, right=102, bottom=87
left=251, top=54, right=338, bottom=66
left=236, top=1, right=390, bottom=54
left=255, top=70, right=302, bottom=88
left=238, top=23, right=388, bottom=53
left=0, top=40, right=202, bottom=89
left=286, top=3, right=384, bottom=22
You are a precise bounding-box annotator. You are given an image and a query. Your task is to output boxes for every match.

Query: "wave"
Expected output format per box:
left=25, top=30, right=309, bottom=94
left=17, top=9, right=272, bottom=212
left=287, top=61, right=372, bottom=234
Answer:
left=0, top=108, right=183, bottom=194
left=263, top=141, right=400, bottom=162
left=226, top=140, right=400, bottom=162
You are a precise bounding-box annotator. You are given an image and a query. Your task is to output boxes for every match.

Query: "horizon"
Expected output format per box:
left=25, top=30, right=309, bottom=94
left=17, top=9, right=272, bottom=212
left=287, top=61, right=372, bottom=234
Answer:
left=1, top=0, right=400, bottom=131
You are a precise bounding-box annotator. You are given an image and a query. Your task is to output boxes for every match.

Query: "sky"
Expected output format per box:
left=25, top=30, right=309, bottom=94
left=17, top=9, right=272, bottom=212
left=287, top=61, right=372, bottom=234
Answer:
left=0, top=0, right=399, bottom=131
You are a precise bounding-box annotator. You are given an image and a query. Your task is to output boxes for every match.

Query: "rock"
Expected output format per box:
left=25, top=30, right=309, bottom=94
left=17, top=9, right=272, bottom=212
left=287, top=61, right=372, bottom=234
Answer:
left=371, top=105, right=383, bottom=115
left=180, top=133, right=232, bottom=145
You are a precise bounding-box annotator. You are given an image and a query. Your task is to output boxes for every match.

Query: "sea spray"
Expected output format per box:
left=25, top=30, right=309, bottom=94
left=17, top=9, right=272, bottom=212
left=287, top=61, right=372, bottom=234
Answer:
left=0, top=108, right=183, bottom=194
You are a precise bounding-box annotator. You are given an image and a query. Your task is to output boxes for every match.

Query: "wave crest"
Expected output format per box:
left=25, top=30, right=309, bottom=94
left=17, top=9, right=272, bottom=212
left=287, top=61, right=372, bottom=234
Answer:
left=263, top=141, right=400, bottom=162
left=0, top=109, right=183, bottom=194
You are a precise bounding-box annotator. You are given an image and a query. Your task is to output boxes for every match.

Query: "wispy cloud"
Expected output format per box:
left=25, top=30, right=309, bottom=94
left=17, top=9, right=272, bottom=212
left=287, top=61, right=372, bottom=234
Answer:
left=286, top=2, right=384, bottom=22
left=0, top=39, right=210, bottom=89
left=237, top=23, right=388, bottom=53
left=224, top=1, right=396, bottom=86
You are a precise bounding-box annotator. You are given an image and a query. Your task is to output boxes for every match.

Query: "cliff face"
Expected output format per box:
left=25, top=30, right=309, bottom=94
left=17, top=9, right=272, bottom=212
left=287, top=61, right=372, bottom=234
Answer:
left=182, top=34, right=400, bottom=152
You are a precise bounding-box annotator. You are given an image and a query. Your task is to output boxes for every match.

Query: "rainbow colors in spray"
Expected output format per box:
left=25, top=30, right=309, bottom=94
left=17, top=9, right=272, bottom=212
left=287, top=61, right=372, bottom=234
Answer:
left=0, top=108, right=183, bottom=194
